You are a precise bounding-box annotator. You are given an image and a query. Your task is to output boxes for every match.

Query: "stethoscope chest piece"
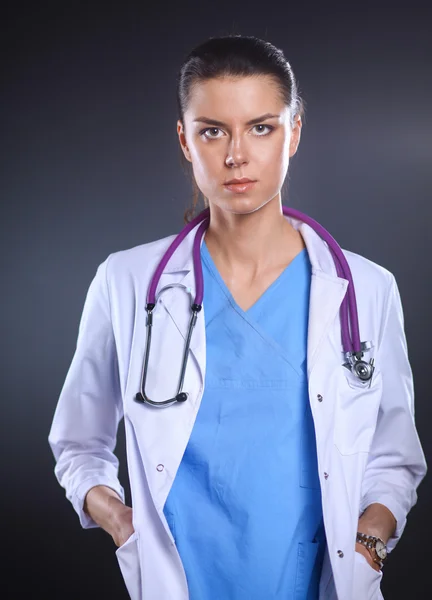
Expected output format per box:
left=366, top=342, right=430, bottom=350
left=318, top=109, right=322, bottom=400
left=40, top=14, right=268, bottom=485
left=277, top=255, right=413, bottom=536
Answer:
left=343, top=341, right=375, bottom=386
left=352, top=358, right=375, bottom=381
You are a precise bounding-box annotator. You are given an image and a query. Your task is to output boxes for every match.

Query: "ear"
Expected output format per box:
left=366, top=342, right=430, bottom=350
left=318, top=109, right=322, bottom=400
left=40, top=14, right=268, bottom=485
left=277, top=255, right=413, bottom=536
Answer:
left=177, top=120, right=192, bottom=162
left=289, top=115, right=302, bottom=157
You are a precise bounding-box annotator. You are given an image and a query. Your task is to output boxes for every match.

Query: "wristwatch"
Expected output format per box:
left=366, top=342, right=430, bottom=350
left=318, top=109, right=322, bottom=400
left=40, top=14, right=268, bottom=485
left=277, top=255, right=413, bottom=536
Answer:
left=356, top=532, right=388, bottom=568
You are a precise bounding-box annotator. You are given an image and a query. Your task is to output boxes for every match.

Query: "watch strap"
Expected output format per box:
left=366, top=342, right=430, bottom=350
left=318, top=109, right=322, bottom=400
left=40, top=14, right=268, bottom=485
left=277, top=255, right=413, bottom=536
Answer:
left=356, top=531, right=387, bottom=567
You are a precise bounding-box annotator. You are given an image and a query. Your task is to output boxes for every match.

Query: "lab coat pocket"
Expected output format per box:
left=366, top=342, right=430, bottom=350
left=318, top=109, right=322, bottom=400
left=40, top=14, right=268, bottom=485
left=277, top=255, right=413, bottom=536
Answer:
left=341, top=343, right=378, bottom=391
left=115, top=530, right=142, bottom=600
left=294, top=541, right=319, bottom=599
left=352, top=550, right=383, bottom=600
left=334, top=367, right=382, bottom=455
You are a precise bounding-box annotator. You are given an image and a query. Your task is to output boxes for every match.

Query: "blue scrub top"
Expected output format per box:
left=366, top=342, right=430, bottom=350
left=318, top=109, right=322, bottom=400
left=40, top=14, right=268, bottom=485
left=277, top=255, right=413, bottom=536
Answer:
left=163, top=239, right=326, bottom=599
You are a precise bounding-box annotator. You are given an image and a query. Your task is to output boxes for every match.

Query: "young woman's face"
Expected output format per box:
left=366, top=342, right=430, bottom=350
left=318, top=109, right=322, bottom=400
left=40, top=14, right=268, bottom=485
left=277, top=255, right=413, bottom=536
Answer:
left=178, top=75, right=301, bottom=215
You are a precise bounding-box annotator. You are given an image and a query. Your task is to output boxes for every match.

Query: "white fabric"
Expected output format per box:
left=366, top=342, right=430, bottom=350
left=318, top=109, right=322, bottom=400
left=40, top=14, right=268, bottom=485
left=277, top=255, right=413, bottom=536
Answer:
left=48, top=215, right=427, bottom=599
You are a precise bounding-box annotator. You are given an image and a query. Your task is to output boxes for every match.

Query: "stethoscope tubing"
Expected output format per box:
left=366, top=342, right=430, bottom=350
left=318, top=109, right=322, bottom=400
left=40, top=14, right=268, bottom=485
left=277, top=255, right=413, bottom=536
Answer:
left=147, top=207, right=358, bottom=352
left=137, top=207, right=374, bottom=407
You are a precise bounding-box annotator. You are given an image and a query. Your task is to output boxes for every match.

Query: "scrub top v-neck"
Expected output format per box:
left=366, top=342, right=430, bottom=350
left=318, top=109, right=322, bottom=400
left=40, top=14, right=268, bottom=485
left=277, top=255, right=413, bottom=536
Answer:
left=163, top=238, right=326, bottom=600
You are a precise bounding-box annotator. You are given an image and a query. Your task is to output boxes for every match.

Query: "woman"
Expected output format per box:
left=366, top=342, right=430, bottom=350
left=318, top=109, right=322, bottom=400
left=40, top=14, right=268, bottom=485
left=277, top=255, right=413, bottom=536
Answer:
left=48, top=35, right=427, bottom=600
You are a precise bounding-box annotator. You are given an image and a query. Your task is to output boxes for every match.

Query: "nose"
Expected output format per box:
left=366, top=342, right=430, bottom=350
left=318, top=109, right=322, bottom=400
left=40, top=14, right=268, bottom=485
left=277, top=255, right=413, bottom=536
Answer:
left=225, top=134, right=249, bottom=168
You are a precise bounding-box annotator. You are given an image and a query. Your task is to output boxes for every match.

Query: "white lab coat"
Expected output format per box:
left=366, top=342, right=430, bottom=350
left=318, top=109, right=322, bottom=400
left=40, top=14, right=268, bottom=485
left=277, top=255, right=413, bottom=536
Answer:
left=48, top=214, right=427, bottom=600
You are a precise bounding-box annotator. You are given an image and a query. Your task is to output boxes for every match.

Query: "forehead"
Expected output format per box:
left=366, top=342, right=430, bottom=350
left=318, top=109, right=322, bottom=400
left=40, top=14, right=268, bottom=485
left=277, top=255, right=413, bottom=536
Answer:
left=185, top=75, right=285, bottom=116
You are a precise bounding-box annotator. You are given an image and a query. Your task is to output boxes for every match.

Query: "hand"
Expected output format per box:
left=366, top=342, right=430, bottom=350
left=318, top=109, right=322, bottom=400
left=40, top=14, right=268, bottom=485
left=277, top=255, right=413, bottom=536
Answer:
left=83, top=486, right=135, bottom=547
left=110, top=502, right=135, bottom=547
left=356, top=503, right=395, bottom=574
left=355, top=542, right=381, bottom=572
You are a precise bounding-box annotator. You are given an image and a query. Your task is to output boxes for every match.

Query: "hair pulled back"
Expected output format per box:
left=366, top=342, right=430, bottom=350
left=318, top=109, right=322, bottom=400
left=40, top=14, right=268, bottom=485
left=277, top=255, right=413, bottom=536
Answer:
left=176, top=35, right=305, bottom=224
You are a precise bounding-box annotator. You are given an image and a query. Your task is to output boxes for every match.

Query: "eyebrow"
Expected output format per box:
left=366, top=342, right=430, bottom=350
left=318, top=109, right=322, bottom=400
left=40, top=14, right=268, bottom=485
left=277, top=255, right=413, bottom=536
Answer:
left=193, top=113, right=281, bottom=127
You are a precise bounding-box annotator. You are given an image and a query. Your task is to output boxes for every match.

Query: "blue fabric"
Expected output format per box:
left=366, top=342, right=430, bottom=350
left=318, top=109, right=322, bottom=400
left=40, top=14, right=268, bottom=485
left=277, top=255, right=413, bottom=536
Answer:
left=163, top=239, right=326, bottom=599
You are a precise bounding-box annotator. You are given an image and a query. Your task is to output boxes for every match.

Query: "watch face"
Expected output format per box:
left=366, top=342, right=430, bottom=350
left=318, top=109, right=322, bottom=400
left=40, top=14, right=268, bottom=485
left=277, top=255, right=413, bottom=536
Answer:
left=376, top=540, right=387, bottom=560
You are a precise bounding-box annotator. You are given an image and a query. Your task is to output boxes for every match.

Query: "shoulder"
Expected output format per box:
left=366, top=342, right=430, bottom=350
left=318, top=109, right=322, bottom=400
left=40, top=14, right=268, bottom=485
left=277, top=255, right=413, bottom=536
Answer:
left=342, top=247, right=395, bottom=296
left=340, top=248, right=399, bottom=344
left=102, top=233, right=179, bottom=282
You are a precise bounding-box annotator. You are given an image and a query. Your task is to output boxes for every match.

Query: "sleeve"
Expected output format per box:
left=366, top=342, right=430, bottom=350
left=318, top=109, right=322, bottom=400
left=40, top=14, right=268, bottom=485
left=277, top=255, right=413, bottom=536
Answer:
left=359, top=273, right=427, bottom=553
left=48, top=255, right=126, bottom=529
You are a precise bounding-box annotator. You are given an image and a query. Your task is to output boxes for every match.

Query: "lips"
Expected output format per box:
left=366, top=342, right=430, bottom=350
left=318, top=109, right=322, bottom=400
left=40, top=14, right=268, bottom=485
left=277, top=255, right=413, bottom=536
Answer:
left=223, top=180, right=257, bottom=193
left=224, top=178, right=255, bottom=185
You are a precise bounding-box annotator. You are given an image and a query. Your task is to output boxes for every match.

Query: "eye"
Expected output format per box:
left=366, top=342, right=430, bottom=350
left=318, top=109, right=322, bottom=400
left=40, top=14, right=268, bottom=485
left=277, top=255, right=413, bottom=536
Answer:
left=199, top=124, right=275, bottom=140
left=252, top=124, right=274, bottom=136
left=200, top=127, right=224, bottom=139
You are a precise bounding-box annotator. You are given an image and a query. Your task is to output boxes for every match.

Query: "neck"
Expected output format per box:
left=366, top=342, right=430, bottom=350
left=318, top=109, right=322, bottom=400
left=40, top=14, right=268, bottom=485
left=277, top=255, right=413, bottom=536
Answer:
left=203, top=197, right=305, bottom=280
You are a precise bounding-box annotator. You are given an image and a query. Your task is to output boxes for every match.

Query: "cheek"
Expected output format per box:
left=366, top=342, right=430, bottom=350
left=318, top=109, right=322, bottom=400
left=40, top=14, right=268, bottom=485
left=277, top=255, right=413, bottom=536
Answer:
left=191, top=145, right=220, bottom=185
left=259, top=141, right=290, bottom=182
left=274, top=139, right=291, bottom=178
left=257, top=132, right=289, bottom=162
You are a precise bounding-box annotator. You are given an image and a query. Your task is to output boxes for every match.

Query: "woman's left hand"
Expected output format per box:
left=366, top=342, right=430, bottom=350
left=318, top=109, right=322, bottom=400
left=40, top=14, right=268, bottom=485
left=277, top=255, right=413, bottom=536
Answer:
left=356, top=503, right=395, bottom=573
left=355, top=542, right=381, bottom=572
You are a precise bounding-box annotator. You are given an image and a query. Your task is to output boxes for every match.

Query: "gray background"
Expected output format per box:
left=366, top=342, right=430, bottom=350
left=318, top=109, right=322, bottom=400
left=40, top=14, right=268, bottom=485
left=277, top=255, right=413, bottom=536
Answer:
left=1, top=1, right=430, bottom=598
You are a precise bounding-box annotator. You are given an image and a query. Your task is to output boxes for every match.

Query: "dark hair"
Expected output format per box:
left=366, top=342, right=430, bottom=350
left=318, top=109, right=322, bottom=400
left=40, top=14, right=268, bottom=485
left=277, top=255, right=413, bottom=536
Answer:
left=176, top=35, right=306, bottom=224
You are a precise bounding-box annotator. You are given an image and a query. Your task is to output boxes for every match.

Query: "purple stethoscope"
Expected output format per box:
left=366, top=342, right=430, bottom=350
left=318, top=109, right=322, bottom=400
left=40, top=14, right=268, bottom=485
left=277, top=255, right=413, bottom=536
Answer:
left=135, top=206, right=375, bottom=407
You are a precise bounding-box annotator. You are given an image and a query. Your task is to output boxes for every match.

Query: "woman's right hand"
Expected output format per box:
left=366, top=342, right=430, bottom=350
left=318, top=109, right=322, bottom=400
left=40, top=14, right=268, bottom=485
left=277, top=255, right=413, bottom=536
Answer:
left=83, top=485, right=135, bottom=547
left=110, top=502, right=135, bottom=548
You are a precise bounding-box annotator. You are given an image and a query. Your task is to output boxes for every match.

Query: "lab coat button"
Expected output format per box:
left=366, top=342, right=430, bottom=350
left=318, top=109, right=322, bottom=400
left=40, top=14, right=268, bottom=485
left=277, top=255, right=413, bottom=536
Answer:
left=337, top=550, right=344, bottom=558
left=156, top=464, right=164, bottom=472
left=324, top=472, right=329, bottom=479
left=317, top=394, right=323, bottom=402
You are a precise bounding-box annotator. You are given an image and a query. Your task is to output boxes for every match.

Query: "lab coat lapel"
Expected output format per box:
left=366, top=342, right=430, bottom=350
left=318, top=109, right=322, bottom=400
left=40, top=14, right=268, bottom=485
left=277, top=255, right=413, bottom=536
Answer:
left=158, top=215, right=349, bottom=384
left=296, top=219, right=349, bottom=377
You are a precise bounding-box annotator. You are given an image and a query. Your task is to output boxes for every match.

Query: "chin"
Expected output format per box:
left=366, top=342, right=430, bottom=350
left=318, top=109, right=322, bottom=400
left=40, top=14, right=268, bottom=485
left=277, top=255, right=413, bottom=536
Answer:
left=218, top=198, right=261, bottom=214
